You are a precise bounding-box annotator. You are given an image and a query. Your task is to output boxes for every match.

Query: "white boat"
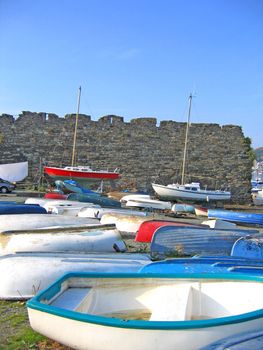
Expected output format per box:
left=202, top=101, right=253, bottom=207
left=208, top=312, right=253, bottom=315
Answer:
left=201, top=219, right=237, bottom=229
left=0, top=229, right=126, bottom=254
left=253, top=190, right=263, bottom=206
left=152, top=182, right=231, bottom=202
left=120, top=194, right=151, bottom=203
left=25, top=198, right=98, bottom=209
left=152, top=95, right=231, bottom=203
left=100, top=212, right=152, bottom=225
left=125, top=198, right=172, bottom=210
left=0, top=214, right=101, bottom=232
left=0, top=252, right=151, bottom=300
left=25, top=198, right=101, bottom=215
left=78, top=207, right=148, bottom=219
left=115, top=216, right=156, bottom=233
left=43, top=203, right=100, bottom=216
left=27, top=272, right=263, bottom=350
left=194, top=207, right=208, bottom=216
left=101, top=213, right=155, bottom=233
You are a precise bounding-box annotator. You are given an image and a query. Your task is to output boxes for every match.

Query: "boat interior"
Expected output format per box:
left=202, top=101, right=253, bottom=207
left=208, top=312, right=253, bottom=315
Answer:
left=47, top=277, right=263, bottom=322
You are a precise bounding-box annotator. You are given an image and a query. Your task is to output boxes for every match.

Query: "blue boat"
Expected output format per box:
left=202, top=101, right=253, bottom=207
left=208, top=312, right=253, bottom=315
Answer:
left=58, top=179, right=99, bottom=195
left=200, top=329, right=263, bottom=349
left=0, top=201, right=18, bottom=205
left=150, top=226, right=260, bottom=259
left=0, top=204, right=47, bottom=215
left=208, top=209, right=263, bottom=226
left=231, top=236, right=263, bottom=259
left=140, top=257, right=263, bottom=275
left=67, top=192, right=122, bottom=208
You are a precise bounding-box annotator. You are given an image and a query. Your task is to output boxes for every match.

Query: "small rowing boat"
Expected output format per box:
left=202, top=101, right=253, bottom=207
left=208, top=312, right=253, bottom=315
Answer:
left=27, top=272, right=263, bottom=350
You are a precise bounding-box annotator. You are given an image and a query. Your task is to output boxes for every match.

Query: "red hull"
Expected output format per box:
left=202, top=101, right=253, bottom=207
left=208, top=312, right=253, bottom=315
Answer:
left=44, top=193, right=68, bottom=200
left=135, top=220, right=205, bottom=243
left=44, top=166, right=120, bottom=182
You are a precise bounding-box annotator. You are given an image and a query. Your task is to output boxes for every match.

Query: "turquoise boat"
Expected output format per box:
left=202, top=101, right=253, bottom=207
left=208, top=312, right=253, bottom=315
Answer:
left=27, top=272, right=263, bottom=350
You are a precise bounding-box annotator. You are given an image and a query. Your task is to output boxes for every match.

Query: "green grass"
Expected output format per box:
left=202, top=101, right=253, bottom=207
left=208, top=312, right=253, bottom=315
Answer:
left=0, top=301, right=45, bottom=350
left=1, top=328, right=45, bottom=350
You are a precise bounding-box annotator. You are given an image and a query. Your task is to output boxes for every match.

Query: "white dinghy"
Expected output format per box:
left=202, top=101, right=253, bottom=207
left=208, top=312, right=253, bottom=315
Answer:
left=125, top=198, right=172, bottom=211
left=43, top=204, right=99, bottom=216
left=78, top=207, right=148, bottom=219
left=0, top=252, right=151, bottom=300
left=0, top=214, right=101, bottom=232
left=25, top=197, right=100, bottom=214
left=0, top=229, right=126, bottom=254
left=27, top=272, right=263, bottom=350
left=101, top=213, right=155, bottom=233
left=100, top=212, right=153, bottom=225
left=120, top=194, right=151, bottom=203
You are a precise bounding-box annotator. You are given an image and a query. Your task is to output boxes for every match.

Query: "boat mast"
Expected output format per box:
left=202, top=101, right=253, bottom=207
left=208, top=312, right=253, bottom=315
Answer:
left=71, top=86, right=82, bottom=167
left=181, top=93, right=192, bottom=185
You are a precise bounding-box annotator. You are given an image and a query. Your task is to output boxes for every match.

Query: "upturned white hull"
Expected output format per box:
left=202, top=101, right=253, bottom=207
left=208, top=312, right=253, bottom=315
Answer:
left=125, top=199, right=172, bottom=210
left=78, top=207, right=147, bottom=219
left=152, top=183, right=231, bottom=202
left=0, top=253, right=150, bottom=299
left=0, top=229, right=126, bottom=254
left=0, top=214, right=101, bottom=232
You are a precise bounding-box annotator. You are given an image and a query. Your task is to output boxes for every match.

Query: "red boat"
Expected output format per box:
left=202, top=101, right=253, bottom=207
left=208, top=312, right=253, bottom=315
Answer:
left=44, top=193, right=68, bottom=200
left=135, top=220, right=206, bottom=243
left=44, top=166, right=120, bottom=186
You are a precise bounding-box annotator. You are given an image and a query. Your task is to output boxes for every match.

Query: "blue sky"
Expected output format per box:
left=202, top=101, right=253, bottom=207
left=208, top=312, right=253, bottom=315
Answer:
left=0, top=0, right=262, bottom=148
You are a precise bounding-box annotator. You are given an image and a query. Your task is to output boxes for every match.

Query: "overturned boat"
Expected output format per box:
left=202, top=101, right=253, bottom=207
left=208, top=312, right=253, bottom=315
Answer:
left=0, top=252, right=151, bottom=300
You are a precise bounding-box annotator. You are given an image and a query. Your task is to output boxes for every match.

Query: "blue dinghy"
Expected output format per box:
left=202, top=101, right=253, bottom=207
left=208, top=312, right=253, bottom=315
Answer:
left=208, top=209, right=263, bottom=227
left=150, top=226, right=260, bottom=259
left=68, top=193, right=122, bottom=208
left=0, top=204, right=47, bottom=215
left=61, top=180, right=99, bottom=195
left=200, top=329, right=263, bottom=349
left=140, top=257, right=263, bottom=275
left=231, top=236, right=263, bottom=260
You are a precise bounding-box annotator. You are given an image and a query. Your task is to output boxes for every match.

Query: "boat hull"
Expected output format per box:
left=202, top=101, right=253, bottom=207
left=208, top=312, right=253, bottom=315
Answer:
left=27, top=273, right=263, bottom=350
left=0, top=229, right=126, bottom=254
left=44, top=166, right=120, bottom=185
left=152, top=184, right=231, bottom=202
left=0, top=253, right=150, bottom=299
left=150, top=226, right=260, bottom=259
left=208, top=209, right=263, bottom=226
left=27, top=308, right=263, bottom=350
left=135, top=220, right=205, bottom=243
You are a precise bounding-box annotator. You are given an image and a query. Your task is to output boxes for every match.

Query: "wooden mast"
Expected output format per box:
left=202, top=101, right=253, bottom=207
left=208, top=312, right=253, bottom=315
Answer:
left=71, top=86, right=82, bottom=167
left=181, top=93, right=192, bottom=185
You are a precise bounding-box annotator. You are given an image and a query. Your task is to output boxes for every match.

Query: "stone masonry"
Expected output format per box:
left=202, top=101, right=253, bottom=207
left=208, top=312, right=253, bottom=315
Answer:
left=0, top=111, right=253, bottom=203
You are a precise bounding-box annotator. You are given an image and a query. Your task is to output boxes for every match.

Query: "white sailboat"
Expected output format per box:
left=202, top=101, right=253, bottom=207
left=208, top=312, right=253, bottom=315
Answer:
left=152, top=94, right=231, bottom=202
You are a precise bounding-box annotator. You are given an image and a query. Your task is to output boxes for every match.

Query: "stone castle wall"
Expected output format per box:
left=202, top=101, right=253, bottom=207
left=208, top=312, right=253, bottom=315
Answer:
left=0, top=111, right=253, bottom=203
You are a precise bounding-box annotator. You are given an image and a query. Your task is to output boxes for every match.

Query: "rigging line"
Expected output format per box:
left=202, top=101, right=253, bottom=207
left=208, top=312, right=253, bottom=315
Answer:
left=71, top=86, right=82, bottom=167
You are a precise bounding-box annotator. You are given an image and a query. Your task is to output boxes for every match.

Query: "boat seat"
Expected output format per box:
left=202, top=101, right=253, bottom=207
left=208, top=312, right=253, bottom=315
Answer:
left=150, top=285, right=192, bottom=321
left=51, top=288, right=90, bottom=311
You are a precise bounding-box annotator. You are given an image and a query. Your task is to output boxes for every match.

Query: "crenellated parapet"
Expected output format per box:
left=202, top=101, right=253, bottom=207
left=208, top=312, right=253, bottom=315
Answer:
left=0, top=111, right=253, bottom=203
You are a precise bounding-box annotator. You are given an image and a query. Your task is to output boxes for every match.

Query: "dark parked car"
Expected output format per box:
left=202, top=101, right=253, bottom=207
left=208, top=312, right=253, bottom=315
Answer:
left=0, top=179, right=16, bottom=193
